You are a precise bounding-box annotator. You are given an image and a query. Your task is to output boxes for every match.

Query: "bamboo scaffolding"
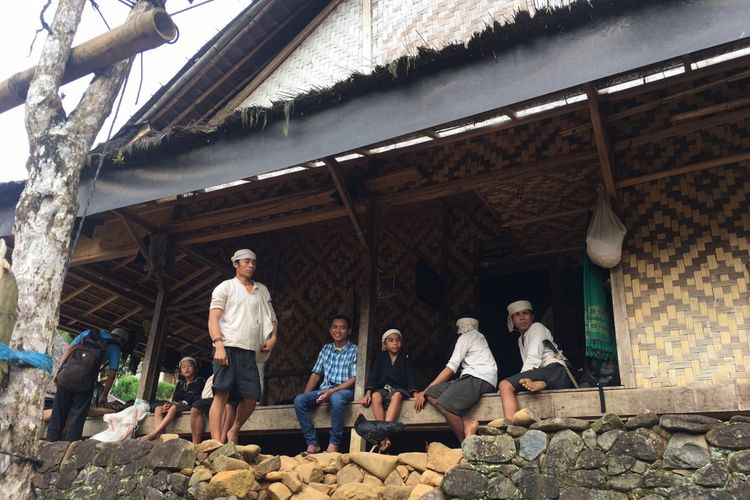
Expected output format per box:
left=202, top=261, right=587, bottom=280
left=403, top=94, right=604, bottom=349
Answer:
left=0, top=9, right=176, bottom=114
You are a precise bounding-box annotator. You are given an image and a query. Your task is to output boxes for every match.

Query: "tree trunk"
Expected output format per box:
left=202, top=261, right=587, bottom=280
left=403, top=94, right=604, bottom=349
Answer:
left=0, top=1, right=153, bottom=497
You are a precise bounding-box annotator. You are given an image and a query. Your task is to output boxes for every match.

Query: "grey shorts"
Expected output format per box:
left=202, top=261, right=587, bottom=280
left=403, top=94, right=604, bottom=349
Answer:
left=424, top=375, right=495, bottom=416
left=504, top=363, right=573, bottom=392
left=212, top=347, right=261, bottom=401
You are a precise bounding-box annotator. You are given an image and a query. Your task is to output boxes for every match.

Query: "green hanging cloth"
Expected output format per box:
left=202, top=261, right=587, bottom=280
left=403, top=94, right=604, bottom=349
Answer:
left=583, top=249, right=617, bottom=360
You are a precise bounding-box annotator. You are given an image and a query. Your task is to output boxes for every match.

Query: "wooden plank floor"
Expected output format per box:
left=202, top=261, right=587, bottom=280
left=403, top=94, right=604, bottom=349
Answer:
left=80, top=382, right=750, bottom=440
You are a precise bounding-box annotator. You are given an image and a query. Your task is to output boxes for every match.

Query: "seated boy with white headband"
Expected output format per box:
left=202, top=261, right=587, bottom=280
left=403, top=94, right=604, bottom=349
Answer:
left=414, top=317, right=497, bottom=443
left=359, top=328, right=418, bottom=451
left=498, top=300, right=573, bottom=423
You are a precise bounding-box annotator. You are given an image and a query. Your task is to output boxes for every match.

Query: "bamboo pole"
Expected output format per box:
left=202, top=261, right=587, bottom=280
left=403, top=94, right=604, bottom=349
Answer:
left=0, top=9, right=176, bottom=114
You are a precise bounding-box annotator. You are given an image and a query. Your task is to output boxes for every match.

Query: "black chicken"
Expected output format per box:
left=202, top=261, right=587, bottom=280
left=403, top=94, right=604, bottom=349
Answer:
left=354, top=413, right=406, bottom=452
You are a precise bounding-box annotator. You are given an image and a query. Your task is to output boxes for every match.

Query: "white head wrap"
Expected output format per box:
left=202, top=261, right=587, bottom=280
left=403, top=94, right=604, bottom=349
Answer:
left=179, top=356, right=197, bottom=369
left=456, top=317, right=479, bottom=335
left=231, top=249, right=257, bottom=262
left=381, top=328, right=402, bottom=348
left=507, top=300, right=533, bottom=332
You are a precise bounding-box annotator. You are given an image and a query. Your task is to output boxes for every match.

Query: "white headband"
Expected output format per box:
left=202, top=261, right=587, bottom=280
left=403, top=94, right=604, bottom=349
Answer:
left=382, top=329, right=402, bottom=344
left=179, top=356, right=197, bottom=368
left=456, top=317, right=479, bottom=335
left=231, top=249, right=257, bottom=262
left=507, top=300, right=533, bottom=332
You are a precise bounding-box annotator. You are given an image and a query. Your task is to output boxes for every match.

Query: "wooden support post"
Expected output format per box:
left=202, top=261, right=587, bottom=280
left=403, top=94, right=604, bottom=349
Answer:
left=610, top=265, right=636, bottom=388
left=585, top=84, right=617, bottom=199
left=350, top=201, right=377, bottom=452
left=324, top=157, right=368, bottom=249
left=550, top=255, right=561, bottom=338
left=439, top=203, right=452, bottom=353
left=137, top=239, right=175, bottom=400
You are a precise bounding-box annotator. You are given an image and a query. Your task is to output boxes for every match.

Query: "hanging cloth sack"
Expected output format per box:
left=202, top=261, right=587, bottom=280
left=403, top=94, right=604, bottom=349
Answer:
left=586, top=185, right=627, bottom=268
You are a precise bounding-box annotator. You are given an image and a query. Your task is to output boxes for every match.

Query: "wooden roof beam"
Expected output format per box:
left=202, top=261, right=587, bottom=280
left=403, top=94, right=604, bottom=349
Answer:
left=61, top=283, right=93, bottom=304
left=112, top=306, right=144, bottom=326
left=67, top=267, right=153, bottom=309
left=171, top=265, right=211, bottom=290
left=503, top=208, right=590, bottom=227
left=114, top=210, right=149, bottom=259
left=116, top=208, right=233, bottom=278
left=616, top=151, right=750, bottom=189
left=171, top=271, right=222, bottom=304
left=670, top=96, right=750, bottom=123
left=585, top=84, right=617, bottom=198
left=83, top=294, right=120, bottom=316
left=323, top=157, right=367, bottom=249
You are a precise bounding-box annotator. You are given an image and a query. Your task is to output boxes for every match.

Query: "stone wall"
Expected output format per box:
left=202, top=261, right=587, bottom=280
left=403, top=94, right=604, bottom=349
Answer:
left=34, top=412, right=750, bottom=499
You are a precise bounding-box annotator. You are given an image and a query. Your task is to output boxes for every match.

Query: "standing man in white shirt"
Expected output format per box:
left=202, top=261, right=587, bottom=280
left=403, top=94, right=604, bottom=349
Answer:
left=414, top=317, right=498, bottom=443
left=208, top=249, right=278, bottom=443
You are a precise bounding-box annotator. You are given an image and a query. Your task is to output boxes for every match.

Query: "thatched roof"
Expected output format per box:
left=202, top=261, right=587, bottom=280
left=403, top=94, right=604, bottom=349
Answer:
left=103, top=0, right=683, bottom=168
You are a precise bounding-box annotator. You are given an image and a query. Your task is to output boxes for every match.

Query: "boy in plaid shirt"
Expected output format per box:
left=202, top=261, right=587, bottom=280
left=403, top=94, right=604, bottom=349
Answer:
left=294, top=315, right=357, bottom=453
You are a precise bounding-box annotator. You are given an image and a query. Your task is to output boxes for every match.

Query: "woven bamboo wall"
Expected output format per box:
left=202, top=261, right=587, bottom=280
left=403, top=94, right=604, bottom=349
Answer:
left=250, top=194, right=512, bottom=403
left=619, top=164, right=750, bottom=388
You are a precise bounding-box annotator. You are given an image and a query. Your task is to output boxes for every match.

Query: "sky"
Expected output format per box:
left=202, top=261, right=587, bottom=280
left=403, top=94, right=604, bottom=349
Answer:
left=0, top=0, right=250, bottom=183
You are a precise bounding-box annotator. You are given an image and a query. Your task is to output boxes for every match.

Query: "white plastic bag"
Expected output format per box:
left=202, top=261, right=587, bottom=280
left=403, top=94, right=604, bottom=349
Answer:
left=586, top=185, right=627, bottom=268
left=90, top=399, right=150, bottom=442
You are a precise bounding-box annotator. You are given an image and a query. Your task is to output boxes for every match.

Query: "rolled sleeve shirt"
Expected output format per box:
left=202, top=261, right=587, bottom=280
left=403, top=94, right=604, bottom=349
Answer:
left=209, top=278, right=276, bottom=352
left=518, top=322, right=565, bottom=372
left=312, top=341, right=358, bottom=390
left=445, top=330, right=498, bottom=387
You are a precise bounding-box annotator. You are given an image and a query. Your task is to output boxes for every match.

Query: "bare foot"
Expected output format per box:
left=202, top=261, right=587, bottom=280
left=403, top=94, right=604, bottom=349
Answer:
left=326, top=444, right=339, bottom=453
left=380, top=438, right=392, bottom=452
left=463, top=417, right=479, bottom=438
left=519, top=378, right=547, bottom=392
left=512, top=408, right=538, bottom=427
left=226, top=427, right=239, bottom=444
left=138, top=434, right=155, bottom=442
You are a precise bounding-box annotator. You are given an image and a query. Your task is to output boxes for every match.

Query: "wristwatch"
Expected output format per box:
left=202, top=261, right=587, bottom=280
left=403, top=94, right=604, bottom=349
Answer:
left=212, top=339, right=224, bottom=346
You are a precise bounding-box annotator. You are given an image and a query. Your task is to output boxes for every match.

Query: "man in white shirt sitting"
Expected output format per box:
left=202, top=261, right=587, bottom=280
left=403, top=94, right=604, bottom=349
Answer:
left=498, top=300, right=573, bottom=423
left=414, top=317, right=498, bottom=443
left=207, top=249, right=278, bottom=443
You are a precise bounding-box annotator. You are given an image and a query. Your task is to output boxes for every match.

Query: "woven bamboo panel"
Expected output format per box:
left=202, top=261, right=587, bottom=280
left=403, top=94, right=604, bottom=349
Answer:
left=620, top=165, right=750, bottom=388
left=177, top=169, right=333, bottom=219
left=605, top=68, right=750, bottom=179
left=478, top=162, right=599, bottom=254
left=256, top=228, right=365, bottom=404
left=375, top=109, right=593, bottom=195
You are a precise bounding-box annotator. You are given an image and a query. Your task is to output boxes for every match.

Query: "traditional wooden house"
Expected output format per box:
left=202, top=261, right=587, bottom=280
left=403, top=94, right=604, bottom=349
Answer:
left=1, top=0, right=748, bottom=449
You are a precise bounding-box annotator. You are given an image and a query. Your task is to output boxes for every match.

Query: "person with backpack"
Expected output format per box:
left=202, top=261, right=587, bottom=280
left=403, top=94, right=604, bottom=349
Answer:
left=46, top=327, right=131, bottom=442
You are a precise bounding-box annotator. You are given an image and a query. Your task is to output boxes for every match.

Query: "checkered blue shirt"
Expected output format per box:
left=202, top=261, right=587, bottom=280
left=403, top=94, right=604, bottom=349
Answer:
left=312, top=341, right=358, bottom=390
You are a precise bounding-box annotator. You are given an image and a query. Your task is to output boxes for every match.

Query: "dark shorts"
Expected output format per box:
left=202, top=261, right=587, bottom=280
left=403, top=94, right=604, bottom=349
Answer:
left=424, top=375, right=495, bottom=416
left=373, top=385, right=410, bottom=409
left=191, top=397, right=240, bottom=413
left=504, top=363, right=573, bottom=392
left=212, top=347, right=261, bottom=401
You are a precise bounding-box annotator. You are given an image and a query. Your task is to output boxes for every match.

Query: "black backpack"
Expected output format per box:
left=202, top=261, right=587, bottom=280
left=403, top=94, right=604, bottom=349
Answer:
left=57, top=330, right=113, bottom=393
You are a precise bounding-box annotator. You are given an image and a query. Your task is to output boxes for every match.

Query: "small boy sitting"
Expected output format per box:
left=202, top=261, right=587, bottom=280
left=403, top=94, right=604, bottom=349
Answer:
left=359, top=328, right=418, bottom=451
